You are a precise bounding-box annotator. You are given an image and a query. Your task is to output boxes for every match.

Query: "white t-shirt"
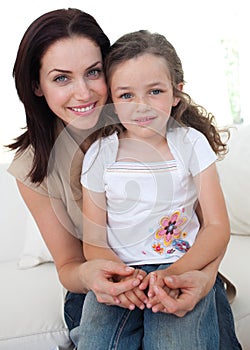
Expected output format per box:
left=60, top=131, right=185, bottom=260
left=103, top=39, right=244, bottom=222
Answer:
left=81, top=126, right=217, bottom=266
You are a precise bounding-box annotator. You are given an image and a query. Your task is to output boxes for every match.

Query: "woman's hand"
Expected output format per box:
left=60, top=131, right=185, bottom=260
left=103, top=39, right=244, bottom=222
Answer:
left=150, top=270, right=214, bottom=317
left=81, top=259, right=144, bottom=307
left=114, top=269, right=148, bottom=310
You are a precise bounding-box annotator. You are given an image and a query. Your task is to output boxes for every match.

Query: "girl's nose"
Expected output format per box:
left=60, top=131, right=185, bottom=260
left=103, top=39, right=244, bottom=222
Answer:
left=135, top=96, right=150, bottom=112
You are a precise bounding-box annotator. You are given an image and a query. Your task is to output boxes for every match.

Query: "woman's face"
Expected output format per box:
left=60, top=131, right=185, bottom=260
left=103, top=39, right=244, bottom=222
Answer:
left=35, top=36, right=108, bottom=130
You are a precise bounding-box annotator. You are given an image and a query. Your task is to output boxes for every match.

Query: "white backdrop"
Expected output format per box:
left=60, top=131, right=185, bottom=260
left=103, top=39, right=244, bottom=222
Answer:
left=1, top=0, right=248, bottom=162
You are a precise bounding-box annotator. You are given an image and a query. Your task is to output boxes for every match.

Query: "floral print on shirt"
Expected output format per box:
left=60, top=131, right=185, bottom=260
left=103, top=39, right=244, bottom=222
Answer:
left=152, top=210, right=190, bottom=255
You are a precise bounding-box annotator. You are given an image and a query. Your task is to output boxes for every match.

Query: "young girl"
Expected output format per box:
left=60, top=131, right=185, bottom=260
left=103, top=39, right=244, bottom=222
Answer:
left=79, top=30, right=231, bottom=349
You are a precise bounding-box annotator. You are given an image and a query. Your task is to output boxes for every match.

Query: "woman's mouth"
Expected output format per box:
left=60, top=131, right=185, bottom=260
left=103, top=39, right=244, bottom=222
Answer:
left=70, top=103, right=96, bottom=114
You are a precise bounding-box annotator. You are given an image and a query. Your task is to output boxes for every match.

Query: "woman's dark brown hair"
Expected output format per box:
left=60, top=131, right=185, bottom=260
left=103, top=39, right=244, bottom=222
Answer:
left=104, top=30, right=229, bottom=156
left=8, top=8, right=110, bottom=183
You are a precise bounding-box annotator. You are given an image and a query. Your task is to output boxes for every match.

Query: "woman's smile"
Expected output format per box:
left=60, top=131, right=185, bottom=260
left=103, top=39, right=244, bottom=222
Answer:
left=36, top=36, right=107, bottom=128
left=68, top=102, right=96, bottom=115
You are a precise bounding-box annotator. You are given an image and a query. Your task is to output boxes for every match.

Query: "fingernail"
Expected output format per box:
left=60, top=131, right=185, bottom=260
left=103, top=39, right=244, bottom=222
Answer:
left=165, top=276, right=173, bottom=283
left=125, top=266, right=134, bottom=271
left=133, top=279, right=140, bottom=286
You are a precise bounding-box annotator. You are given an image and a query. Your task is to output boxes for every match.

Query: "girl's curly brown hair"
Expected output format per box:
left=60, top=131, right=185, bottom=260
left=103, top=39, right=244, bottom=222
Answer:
left=104, top=30, right=230, bottom=158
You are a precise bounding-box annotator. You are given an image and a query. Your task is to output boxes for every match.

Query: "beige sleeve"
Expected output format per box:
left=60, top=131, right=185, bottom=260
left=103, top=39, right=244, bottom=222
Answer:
left=7, top=146, right=49, bottom=196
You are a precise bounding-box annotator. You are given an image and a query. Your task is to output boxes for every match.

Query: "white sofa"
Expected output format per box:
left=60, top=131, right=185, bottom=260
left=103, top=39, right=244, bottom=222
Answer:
left=217, top=124, right=250, bottom=350
left=0, top=162, right=74, bottom=350
left=0, top=124, right=249, bottom=350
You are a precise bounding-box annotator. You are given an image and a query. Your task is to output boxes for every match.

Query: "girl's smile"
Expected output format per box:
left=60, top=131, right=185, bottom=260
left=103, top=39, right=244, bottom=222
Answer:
left=133, top=115, right=157, bottom=127
left=110, top=53, right=180, bottom=141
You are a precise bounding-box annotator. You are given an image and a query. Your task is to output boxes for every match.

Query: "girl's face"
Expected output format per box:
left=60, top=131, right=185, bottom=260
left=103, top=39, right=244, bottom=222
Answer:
left=35, top=36, right=108, bottom=130
left=110, top=53, right=182, bottom=140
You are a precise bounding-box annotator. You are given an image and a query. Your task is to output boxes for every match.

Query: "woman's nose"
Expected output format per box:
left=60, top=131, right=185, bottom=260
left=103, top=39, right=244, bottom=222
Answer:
left=74, top=79, right=91, bottom=100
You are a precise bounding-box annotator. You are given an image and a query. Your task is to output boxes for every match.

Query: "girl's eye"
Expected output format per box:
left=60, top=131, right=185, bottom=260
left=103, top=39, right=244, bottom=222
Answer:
left=54, top=75, right=68, bottom=83
left=87, top=68, right=102, bottom=79
left=150, top=89, right=161, bottom=95
left=121, top=92, right=132, bottom=99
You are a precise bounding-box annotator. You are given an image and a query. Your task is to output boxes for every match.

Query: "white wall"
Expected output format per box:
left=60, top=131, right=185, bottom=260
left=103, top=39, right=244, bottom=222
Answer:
left=1, top=0, right=247, bottom=163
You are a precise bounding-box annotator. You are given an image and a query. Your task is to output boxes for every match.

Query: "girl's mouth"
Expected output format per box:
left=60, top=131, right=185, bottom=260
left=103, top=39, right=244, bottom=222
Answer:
left=134, top=116, right=156, bottom=126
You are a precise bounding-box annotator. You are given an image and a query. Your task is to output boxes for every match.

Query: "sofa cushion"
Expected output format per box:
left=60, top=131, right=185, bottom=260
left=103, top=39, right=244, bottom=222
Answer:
left=220, top=235, right=250, bottom=350
left=18, top=211, right=53, bottom=269
left=0, top=164, right=27, bottom=261
left=0, top=261, right=73, bottom=350
left=0, top=162, right=53, bottom=268
left=216, top=125, right=250, bottom=236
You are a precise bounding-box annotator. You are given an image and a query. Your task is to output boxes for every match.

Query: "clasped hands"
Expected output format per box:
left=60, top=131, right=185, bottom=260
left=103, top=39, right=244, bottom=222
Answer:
left=113, top=268, right=181, bottom=314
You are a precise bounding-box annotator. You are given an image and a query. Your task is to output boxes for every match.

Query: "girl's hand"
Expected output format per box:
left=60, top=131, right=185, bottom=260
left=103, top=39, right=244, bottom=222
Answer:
left=146, top=270, right=180, bottom=311
left=115, top=269, right=148, bottom=310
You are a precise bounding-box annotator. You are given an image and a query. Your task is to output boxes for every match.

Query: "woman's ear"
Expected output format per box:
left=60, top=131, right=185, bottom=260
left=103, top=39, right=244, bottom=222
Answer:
left=32, top=81, right=43, bottom=97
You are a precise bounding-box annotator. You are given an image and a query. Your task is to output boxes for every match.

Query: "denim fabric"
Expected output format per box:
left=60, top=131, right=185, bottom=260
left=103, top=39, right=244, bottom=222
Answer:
left=69, top=264, right=219, bottom=350
left=215, top=276, right=242, bottom=350
left=64, top=291, right=86, bottom=331
left=65, top=272, right=242, bottom=349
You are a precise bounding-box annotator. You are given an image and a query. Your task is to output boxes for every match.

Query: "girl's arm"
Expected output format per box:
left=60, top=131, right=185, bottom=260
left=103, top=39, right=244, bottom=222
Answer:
left=82, top=185, right=148, bottom=309
left=165, top=162, right=230, bottom=276
left=145, top=165, right=229, bottom=308
left=82, top=186, right=122, bottom=264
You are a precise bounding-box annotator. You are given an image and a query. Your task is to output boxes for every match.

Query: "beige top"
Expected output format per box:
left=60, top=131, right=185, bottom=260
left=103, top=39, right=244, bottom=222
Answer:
left=8, top=119, right=85, bottom=240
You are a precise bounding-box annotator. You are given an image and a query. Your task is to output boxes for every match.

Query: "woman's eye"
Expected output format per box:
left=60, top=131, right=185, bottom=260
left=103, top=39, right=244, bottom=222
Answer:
left=121, top=92, right=132, bottom=99
left=87, top=69, right=102, bottom=79
left=55, top=75, right=68, bottom=83
left=150, top=89, right=161, bottom=95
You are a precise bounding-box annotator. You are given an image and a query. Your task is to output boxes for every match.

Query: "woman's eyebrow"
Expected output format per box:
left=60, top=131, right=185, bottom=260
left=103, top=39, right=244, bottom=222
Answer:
left=48, top=61, right=103, bottom=75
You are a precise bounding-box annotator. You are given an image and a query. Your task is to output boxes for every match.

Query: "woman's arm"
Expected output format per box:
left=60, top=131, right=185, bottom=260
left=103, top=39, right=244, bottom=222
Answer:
left=17, top=180, right=140, bottom=303
left=165, top=163, right=230, bottom=275
left=82, top=186, right=122, bottom=263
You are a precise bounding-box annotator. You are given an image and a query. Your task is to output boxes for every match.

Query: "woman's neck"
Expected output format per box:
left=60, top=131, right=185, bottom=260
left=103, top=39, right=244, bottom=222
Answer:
left=64, top=123, right=98, bottom=153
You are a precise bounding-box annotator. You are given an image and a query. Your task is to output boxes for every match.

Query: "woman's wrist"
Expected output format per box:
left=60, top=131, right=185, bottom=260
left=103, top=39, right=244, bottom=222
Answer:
left=78, top=260, right=93, bottom=293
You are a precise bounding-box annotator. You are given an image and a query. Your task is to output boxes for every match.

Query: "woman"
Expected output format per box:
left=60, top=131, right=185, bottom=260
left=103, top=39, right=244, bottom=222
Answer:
left=7, top=8, right=241, bottom=349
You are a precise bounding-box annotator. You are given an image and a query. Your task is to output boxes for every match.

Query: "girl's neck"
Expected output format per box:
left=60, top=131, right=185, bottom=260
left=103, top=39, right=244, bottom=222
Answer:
left=117, top=131, right=173, bottom=162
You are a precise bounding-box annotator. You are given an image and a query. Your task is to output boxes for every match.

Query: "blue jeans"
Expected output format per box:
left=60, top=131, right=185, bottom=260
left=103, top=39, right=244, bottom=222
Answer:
left=64, top=272, right=242, bottom=350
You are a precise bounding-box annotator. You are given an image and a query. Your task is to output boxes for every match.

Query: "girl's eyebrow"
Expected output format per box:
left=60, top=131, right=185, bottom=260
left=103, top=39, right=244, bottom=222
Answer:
left=113, top=86, right=130, bottom=92
left=113, top=81, right=165, bottom=92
